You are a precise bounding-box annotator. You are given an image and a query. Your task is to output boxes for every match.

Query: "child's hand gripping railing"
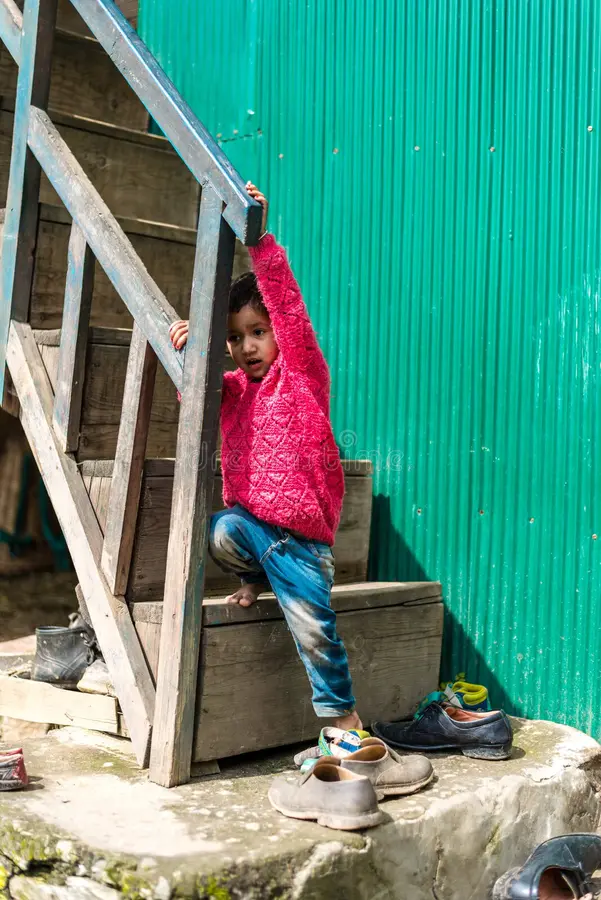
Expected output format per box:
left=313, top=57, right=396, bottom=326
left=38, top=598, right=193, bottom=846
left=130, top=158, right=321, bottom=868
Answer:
left=0, top=0, right=262, bottom=785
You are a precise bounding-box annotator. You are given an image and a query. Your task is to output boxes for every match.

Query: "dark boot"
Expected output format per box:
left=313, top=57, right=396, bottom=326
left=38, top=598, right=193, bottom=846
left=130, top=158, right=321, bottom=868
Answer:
left=31, top=626, right=94, bottom=687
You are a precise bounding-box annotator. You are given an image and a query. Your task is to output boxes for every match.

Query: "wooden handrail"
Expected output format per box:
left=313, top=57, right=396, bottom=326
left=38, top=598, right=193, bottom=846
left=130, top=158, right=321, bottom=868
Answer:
left=28, top=106, right=185, bottom=391
left=0, top=0, right=262, bottom=242
left=69, top=0, right=262, bottom=245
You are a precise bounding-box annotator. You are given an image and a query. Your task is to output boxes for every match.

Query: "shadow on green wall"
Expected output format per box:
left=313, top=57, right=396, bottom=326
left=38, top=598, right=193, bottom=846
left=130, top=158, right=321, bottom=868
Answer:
left=368, top=493, right=514, bottom=715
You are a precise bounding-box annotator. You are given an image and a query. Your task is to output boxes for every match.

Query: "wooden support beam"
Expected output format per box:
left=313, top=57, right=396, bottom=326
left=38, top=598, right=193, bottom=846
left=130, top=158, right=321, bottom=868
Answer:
left=52, top=222, right=95, bottom=451
left=101, top=323, right=157, bottom=595
left=26, top=107, right=184, bottom=392
left=5, top=320, right=155, bottom=765
left=149, top=186, right=235, bottom=787
left=0, top=0, right=58, bottom=398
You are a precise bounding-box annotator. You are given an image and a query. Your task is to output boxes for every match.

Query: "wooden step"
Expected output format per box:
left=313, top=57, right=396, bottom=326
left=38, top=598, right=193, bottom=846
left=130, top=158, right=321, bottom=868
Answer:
left=23, top=204, right=251, bottom=331
left=81, top=457, right=374, bottom=600
left=130, top=582, right=444, bottom=761
left=28, top=205, right=197, bottom=330
left=0, top=107, right=199, bottom=228
left=0, top=24, right=146, bottom=130
left=35, top=325, right=182, bottom=459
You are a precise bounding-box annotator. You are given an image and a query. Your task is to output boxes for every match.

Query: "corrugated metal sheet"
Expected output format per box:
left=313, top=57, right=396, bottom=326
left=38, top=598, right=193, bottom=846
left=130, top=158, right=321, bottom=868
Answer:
left=139, top=1, right=601, bottom=735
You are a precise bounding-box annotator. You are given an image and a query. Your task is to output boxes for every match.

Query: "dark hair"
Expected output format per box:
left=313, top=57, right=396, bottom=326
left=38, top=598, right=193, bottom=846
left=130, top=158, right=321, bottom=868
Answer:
left=228, top=272, right=269, bottom=317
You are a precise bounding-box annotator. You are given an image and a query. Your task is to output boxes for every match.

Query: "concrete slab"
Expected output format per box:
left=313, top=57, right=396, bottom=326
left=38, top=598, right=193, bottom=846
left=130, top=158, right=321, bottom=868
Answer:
left=0, top=719, right=600, bottom=899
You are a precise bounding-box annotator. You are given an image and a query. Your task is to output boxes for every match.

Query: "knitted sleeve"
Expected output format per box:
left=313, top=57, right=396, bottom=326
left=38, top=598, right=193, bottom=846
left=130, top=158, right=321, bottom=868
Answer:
left=248, top=234, right=329, bottom=386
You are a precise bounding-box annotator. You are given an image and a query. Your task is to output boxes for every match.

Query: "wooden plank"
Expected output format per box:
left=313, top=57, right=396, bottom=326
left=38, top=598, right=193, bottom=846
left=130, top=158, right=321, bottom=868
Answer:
left=76, top=423, right=176, bottom=461
left=30, top=217, right=195, bottom=330
left=52, top=222, right=95, bottom=451
left=38, top=201, right=197, bottom=245
left=130, top=581, right=444, bottom=629
left=0, top=30, right=149, bottom=129
left=102, top=325, right=157, bottom=595
left=0, top=0, right=58, bottom=398
left=80, top=343, right=177, bottom=426
left=54, top=0, right=138, bottom=36
left=0, top=0, right=22, bottom=64
left=34, top=326, right=133, bottom=346
left=133, top=618, right=160, bottom=686
left=192, top=602, right=444, bottom=761
left=127, top=473, right=372, bottom=601
left=0, top=674, right=122, bottom=733
left=150, top=186, right=235, bottom=787
left=5, top=321, right=154, bottom=765
left=69, top=0, right=262, bottom=244
left=0, top=108, right=200, bottom=230
left=26, top=107, right=185, bottom=392
left=94, top=476, right=112, bottom=532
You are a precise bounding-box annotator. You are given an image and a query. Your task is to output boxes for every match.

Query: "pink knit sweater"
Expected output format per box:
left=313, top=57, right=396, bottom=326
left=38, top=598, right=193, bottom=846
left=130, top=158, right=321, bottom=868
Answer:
left=220, top=233, right=345, bottom=545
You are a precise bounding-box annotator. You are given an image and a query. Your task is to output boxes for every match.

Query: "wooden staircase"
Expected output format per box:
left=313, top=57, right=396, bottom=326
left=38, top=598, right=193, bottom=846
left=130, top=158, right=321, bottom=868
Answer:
left=0, top=0, right=443, bottom=786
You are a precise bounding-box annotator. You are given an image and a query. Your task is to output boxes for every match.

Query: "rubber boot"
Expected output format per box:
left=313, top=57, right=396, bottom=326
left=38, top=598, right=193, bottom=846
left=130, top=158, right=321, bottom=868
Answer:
left=31, top=626, right=94, bottom=687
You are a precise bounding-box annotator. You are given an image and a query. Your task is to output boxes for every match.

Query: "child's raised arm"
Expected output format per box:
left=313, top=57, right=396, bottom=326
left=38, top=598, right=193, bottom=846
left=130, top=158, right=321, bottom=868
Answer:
left=246, top=184, right=329, bottom=384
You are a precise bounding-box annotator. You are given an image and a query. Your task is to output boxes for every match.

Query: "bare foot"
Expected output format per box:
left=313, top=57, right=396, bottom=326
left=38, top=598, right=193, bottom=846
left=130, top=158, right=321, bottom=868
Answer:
left=225, top=582, right=269, bottom=608
left=334, top=711, right=364, bottom=732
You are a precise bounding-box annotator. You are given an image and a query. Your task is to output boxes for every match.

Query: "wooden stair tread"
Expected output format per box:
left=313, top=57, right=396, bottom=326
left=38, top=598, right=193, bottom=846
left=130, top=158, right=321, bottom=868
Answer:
left=0, top=105, right=199, bottom=229
left=131, top=580, right=443, bottom=627
left=0, top=23, right=147, bottom=131
left=38, top=201, right=198, bottom=246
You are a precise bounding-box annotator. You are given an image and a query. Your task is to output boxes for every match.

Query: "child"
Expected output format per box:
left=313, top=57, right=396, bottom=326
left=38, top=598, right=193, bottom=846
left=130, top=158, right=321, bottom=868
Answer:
left=169, top=183, right=361, bottom=733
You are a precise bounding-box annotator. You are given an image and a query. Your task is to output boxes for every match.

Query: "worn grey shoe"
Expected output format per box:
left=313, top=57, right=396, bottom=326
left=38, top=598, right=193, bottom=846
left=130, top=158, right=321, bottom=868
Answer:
left=268, top=758, right=385, bottom=831
left=341, top=737, right=434, bottom=798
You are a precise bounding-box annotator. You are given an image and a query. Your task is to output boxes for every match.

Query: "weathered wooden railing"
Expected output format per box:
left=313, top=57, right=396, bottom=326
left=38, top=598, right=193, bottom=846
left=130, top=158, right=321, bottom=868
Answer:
left=0, top=0, right=262, bottom=785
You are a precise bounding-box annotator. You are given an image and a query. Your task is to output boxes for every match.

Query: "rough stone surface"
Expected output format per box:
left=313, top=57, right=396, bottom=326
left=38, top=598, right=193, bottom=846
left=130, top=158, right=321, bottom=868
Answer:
left=0, top=720, right=599, bottom=899
left=10, top=877, right=119, bottom=900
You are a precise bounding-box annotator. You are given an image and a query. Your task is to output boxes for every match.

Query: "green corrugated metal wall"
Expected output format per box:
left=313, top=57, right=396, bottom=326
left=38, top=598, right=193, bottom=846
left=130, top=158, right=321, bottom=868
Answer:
left=139, top=1, right=601, bottom=734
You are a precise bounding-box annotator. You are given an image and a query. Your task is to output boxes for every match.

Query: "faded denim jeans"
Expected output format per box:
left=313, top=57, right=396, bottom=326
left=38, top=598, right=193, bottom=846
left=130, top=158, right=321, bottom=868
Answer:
left=209, top=504, right=356, bottom=717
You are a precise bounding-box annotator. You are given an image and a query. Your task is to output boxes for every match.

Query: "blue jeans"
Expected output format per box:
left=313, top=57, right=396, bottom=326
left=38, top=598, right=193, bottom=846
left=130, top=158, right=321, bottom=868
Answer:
left=209, top=505, right=356, bottom=717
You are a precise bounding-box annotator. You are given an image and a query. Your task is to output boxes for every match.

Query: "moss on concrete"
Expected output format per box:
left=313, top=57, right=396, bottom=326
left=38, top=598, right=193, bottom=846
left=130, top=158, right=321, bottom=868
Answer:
left=0, top=721, right=600, bottom=900
left=0, top=855, right=13, bottom=892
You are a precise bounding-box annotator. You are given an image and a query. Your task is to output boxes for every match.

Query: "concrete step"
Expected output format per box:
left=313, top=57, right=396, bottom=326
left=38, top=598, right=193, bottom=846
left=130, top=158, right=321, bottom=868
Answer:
left=0, top=26, right=147, bottom=130
left=0, top=106, right=199, bottom=229
left=0, top=720, right=599, bottom=899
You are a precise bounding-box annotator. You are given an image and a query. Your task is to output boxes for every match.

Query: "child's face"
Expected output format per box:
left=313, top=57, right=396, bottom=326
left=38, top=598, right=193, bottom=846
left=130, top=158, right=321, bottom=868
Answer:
left=226, top=304, right=279, bottom=379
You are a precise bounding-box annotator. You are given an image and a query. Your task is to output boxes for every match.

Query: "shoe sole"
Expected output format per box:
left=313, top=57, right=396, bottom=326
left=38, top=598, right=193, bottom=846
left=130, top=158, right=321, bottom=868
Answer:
left=374, top=770, right=435, bottom=799
left=268, top=796, right=385, bottom=831
left=372, top=728, right=512, bottom=761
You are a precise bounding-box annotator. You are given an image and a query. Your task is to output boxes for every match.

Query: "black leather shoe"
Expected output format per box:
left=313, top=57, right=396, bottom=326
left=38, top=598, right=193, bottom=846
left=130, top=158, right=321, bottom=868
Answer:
left=31, top=626, right=94, bottom=687
left=493, top=833, right=601, bottom=898
left=372, top=702, right=513, bottom=760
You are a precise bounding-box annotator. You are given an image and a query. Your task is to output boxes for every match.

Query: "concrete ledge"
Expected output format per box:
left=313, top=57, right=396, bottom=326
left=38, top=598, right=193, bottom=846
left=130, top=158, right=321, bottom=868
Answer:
left=0, top=719, right=600, bottom=899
